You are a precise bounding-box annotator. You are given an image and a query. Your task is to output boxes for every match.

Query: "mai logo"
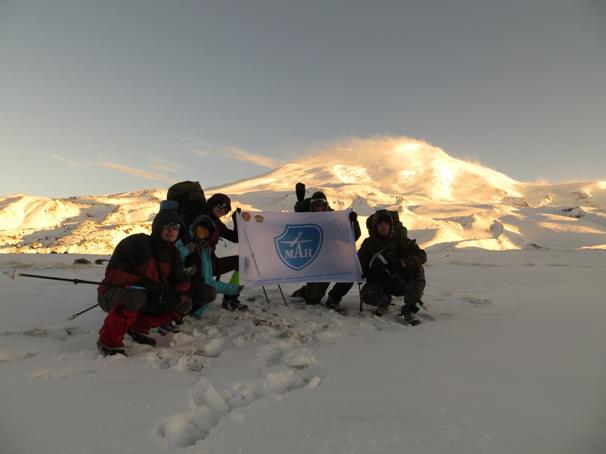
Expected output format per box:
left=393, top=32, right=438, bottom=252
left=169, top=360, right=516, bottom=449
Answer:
left=274, top=224, right=323, bottom=271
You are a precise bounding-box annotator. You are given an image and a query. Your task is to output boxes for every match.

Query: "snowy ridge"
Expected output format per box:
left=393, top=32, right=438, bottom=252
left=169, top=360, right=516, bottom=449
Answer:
left=1, top=137, right=605, bottom=253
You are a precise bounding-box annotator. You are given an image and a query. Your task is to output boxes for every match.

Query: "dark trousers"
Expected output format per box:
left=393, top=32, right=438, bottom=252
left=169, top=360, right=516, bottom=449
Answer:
left=189, top=254, right=240, bottom=311
left=360, top=266, right=426, bottom=312
left=213, top=254, right=239, bottom=277
left=300, top=282, right=355, bottom=304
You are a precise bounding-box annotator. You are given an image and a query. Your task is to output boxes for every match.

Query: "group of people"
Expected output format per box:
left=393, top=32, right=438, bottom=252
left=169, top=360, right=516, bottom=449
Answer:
left=95, top=181, right=427, bottom=356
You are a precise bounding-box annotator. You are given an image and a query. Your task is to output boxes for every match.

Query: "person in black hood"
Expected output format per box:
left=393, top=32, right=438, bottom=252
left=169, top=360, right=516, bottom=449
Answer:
left=96, top=206, right=192, bottom=355
left=358, top=209, right=426, bottom=323
left=292, top=182, right=362, bottom=311
left=203, top=193, right=247, bottom=311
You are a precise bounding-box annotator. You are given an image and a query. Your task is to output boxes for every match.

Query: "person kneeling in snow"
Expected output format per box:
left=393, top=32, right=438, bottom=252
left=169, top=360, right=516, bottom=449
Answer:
left=96, top=208, right=192, bottom=356
left=291, top=182, right=361, bottom=311
left=176, top=214, right=241, bottom=319
left=358, top=209, right=426, bottom=324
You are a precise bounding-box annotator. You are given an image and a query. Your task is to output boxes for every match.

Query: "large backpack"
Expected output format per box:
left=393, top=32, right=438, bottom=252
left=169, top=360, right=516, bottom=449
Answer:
left=167, top=181, right=206, bottom=230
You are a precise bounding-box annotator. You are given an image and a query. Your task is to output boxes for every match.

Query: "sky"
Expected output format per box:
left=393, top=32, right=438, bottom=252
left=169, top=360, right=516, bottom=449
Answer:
left=0, top=0, right=605, bottom=198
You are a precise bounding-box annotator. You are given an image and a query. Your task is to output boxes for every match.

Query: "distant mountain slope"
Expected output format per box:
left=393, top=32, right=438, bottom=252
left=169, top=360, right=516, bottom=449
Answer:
left=1, top=137, right=605, bottom=253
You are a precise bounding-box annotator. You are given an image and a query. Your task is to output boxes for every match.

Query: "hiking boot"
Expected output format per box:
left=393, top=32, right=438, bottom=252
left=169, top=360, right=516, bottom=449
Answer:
left=305, top=298, right=321, bottom=305
left=374, top=304, right=389, bottom=317
left=157, top=322, right=181, bottom=336
left=97, top=338, right=127, bottom=357
left=325, top=296, right=341, bottom=310
left=402, top=313, right=422, bottom=326
left=400, top=305, right=421, bottom=325
left=127, top=329, right=157, bottom=347
left=291, top=287, right=305, bottom=298
left=221, top=296, right=248, bottom=312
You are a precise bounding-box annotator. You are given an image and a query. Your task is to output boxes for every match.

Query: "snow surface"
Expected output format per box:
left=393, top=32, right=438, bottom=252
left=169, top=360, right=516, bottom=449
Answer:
left=1, top=250, right=605, bottom=453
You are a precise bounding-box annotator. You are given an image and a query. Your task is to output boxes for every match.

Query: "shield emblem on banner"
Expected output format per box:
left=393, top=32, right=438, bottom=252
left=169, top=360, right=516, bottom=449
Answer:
left=274, top=224, right=323, bottom=271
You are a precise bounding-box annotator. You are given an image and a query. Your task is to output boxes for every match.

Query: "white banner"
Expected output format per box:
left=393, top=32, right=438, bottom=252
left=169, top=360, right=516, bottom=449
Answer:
left=237, top=210, right=362, bottom=287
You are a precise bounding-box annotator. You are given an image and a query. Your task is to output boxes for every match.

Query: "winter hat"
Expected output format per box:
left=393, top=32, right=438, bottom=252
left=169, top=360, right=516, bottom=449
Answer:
left=207, top=193, right=231, bottom=213
left=370, top=209, right=394, bottom=237
left=310, top=191, right=328, bottom=207
left=374, top=210, right=393, bottom=226
left=190, top=214, right=217, bottom=243
left=151, top=209, right=183, bottom=238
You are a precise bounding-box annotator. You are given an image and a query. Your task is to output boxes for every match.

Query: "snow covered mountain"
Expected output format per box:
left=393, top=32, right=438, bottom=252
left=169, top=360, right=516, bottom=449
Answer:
left=1, top=137, right=605, bottom=253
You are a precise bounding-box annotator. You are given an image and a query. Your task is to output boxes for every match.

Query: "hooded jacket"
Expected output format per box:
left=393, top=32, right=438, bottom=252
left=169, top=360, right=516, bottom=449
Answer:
left=358, top=210, right=426, bottom=283
left=175, top=214, right=239, bottom=296
left=97, top=210, right=189, bottom=295
left=205, top=193, right=238, bottom=245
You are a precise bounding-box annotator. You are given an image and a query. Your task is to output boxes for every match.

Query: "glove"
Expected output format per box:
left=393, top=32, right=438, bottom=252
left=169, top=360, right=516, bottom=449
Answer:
left=183, top=265, right=198, bottom=276
left=231, top=207, right=241, bottom=224
left=136, top=278, right=165, bottom=305
left=349, top=211, right=358, bottom=223
left=161, top=287, right=183, bottom=309
left=295, top=182, right=306, bottom=202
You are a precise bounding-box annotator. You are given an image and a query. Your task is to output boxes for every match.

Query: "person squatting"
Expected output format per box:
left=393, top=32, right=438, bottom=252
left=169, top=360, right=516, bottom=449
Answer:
left=96, top=181, right=427, bottom=355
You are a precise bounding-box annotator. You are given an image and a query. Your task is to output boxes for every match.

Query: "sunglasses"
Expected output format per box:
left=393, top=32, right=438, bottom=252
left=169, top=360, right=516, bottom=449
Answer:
left=162, top=222, right=181, bottom=231
left=215, top=202, right=230, bottom=211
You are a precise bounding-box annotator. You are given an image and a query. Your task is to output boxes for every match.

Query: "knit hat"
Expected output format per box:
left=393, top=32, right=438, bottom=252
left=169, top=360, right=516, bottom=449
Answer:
left=190, top=214, right=217, bottom=244
left=151, top=209, right=183, bottom=238
left=207, top=193, right=231, bottom=213
left=310, top=191, right=328, bottom=208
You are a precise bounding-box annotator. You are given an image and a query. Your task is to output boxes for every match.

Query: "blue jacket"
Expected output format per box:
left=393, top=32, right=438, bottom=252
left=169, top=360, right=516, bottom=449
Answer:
left=175, top=237, right=239, bottom=296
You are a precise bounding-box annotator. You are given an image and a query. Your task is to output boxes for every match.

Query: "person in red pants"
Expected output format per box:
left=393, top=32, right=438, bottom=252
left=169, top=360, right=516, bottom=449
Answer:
left=96, top=207, right=192, bottom=356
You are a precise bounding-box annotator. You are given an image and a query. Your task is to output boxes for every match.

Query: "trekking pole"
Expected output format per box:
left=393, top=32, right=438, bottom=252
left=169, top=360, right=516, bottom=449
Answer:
left=68, top=303, right=100, bottom=320
left=262, top=286, right=270, bottom=304
left=11, top=270, right=146, bottom=319
left=358, top=282, right=363, bottom=314
left=277, top=284, right=288, bottom=307
left=11, top=271, right=103, bottom=286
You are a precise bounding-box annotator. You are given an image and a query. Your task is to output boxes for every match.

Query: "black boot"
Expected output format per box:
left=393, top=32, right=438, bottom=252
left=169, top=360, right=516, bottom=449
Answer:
left=291, top=286, right=305, bottom=298
left=127, top=329, right=157, bottom=346
left=97, top=338, right=127, bottom=357
left=325, top=296, right=341, bottom=310
left=222, top=295, right=248, bottom=311
left=157, top=322, right=181, bottom=336
left=400, top=305, right=421, bottom=326
left=374, top=303, right=389, bottom=316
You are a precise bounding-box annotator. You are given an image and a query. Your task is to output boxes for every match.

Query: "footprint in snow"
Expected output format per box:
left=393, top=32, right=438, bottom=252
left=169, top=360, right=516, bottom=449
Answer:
left=0, top=350, right=37, bottom=362
left=30, top=367, right=97, bottom=380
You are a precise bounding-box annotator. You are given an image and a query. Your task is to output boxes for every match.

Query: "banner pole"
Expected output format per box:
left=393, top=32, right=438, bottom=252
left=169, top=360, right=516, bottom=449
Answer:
left=277, top=284, right=288, bottom=307
left=262, top=286, right=270, bottom=304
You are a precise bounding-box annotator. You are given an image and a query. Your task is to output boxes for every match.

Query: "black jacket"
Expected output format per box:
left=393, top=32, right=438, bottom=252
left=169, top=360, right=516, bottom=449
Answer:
left=358, top=210, right=426, bottom=287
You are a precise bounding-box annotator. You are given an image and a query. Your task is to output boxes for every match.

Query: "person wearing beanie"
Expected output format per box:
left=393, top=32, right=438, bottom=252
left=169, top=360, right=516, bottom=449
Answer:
left=175, top=214, right=243, bottom=316
left=96, top=206, right=193, bottom=356
left=358, top=209, right=427, bottom=324
left=203, top=193, right=247, bottom=311
left=291, top=182, right=362, bottom=311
